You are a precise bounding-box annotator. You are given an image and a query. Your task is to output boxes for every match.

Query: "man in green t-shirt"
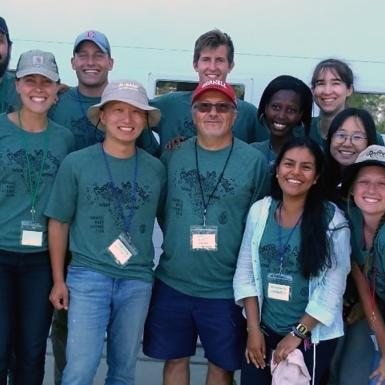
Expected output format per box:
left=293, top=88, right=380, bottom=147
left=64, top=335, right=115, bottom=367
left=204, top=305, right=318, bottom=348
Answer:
left=0, top=17, right=20, bottom=113
left=45, top=80, right=165, bottom=385
left=144, top=80, right=268, bottom=385
left=151, top=29, right=268, bottom=153
left=49, top=30, right=159, bottom=155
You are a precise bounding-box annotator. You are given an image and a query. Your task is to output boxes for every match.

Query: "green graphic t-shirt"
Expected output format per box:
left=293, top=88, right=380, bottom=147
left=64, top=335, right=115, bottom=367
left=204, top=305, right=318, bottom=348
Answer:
left=0, top=113, right=74, bottom=252
left=156, top=137, right=268, bottom=298
left=45, top=144, right=166, bottom=281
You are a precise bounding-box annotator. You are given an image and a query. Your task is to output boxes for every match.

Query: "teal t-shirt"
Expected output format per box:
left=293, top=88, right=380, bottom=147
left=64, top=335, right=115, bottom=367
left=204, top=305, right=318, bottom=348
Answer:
left=156, top=137, right=269, bottom=298
left=150, top=91, right=269, bottom=152
left=45, top=144, right=166, bottom=281
left=259, top=199, right=309, bottom=335
left=309, top=116, right=384, bottom=149
left=348, top=205, right=385, bottom=302
left=0, top=113, right=74, bottom=252
left=49, top=86, right=160, bottom=155
left=0, top=71, right=20, bottom=113
left=251, top=140, right=276, bottom=171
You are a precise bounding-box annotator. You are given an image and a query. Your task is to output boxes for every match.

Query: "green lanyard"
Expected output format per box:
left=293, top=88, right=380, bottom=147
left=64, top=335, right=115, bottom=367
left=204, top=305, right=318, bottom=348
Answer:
left=18, top=111, right=50, bottom=222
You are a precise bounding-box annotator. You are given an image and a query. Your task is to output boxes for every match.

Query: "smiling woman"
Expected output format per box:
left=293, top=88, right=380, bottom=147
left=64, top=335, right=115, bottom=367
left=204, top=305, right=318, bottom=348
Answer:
left=233, top=136, right=351, bottom=385
left=0, top=49, right=74, bottom=385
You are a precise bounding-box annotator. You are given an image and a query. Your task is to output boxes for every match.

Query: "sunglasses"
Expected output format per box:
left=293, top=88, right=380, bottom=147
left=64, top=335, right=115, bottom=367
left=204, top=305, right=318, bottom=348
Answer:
left=193, top=102, right=236, bottom=114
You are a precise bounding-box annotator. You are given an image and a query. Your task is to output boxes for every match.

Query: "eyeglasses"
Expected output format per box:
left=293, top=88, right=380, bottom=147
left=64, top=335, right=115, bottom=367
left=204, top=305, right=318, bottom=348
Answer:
left=333, top=131, right=367, bottom=145
left=193, top=102, right=236, bottom=114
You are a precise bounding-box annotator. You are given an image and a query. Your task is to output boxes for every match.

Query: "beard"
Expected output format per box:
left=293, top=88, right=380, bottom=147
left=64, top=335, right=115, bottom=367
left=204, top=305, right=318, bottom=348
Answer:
left=0, top=49, right=10, bottom=78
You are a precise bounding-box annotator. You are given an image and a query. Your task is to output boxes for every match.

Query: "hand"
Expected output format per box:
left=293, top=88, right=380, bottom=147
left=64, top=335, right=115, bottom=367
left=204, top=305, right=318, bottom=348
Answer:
left=49, top=281, right=69, bottom=310
left=165, top=136, right=188, bottom=150
left=370, top=355, right=385, bottom=385
left=273, top=333, right=302, bottom=365
left=346, top=302, right=365, bottom=325
left=245, top=328, right=266, bottom=369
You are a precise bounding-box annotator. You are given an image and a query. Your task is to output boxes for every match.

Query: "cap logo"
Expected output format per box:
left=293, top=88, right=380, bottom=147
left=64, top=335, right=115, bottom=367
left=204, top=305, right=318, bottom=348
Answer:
left=86, top=31, right=95, bottom=38
left=202, top=80, right=227, bottom=89
left=366, top=149, right=385, bottom=160
left=32, top=55, right=44, bottom=66
left=118, top=81, right=140, bottom=91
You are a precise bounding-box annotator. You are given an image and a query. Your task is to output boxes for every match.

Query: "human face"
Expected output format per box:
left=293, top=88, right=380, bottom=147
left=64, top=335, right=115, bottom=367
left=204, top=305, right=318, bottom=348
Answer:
left=352, top=166, right=385, bottom=219
left=265, top=90, right=303, bottom=138
left=312, top=68, right=353, bottom=115
left=71, top=41, right=113, bottom=90
left=100, top=101, right=146, bottom=146
left=16, top=74, right=59, bottom=114
left=193, top=45, right=234, bottom=83
left=0, top=33, right=10, bottom=78
left=330, top=116, right=368, bottom=167
left=192, top=90, right=237, bottom=148
left=276, top=147, right=318, bottom=200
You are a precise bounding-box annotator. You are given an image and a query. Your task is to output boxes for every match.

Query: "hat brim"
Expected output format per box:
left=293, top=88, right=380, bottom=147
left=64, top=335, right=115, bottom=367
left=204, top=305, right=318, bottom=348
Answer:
left=87, top=98, right=161, bottom=131
left=16, top=68, right=59, bottom=82
left=341, top=159, right=385, bottom=195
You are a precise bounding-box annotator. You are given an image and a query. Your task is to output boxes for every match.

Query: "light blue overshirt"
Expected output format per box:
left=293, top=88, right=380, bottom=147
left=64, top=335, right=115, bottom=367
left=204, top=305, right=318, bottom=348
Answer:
left=233, top=196, right=351, bottom=343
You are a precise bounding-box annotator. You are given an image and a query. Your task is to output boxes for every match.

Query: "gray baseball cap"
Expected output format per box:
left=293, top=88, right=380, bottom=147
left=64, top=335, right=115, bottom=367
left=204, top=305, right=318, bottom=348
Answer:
left=16, top=50, right=59, bottom=82
left=88, top=80, right=161, bottom=130
left=73, top=30, right=111, bottom=55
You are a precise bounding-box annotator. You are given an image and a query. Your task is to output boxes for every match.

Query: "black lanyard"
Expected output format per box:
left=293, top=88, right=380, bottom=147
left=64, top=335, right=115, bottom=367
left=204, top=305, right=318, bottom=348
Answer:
left=194, top=138, right=234, bottom=226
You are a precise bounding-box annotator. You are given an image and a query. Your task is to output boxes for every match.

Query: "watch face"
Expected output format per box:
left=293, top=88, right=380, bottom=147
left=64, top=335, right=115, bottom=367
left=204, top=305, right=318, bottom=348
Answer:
left=296, top=323, right=308, bottom=335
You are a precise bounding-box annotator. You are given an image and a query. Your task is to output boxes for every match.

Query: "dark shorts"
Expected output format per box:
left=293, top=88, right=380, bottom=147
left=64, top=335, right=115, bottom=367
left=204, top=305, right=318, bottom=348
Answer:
left=143, top=279, right=246, bottom=371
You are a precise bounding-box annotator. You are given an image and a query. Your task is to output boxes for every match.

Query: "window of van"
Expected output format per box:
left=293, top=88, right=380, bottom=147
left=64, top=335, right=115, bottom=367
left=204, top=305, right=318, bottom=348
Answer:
left=155, top=80, right=246, bottom=100
left=348, top=92, right=385, bottom=133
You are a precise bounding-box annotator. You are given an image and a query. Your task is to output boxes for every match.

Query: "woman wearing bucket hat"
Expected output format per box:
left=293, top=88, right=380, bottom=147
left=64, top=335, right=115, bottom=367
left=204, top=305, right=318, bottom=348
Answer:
left=45, top=80, right=165, bottom=385
left=0, top=50, right=74, bottom=384
left=338, top=145, right=385, bottom=385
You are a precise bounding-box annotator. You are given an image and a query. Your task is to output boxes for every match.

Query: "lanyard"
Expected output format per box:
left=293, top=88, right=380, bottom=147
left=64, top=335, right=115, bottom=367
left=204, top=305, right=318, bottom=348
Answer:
left=276, top=202, right=302, bottom=274
left=18, top=111, right=49, bottom=222
left=194, top=138, right=234, bottom=226
left=100, top=143, right=138, bottom=234
left=77, top=87, right=100, bottom=142
left=363, top=228, right=378, bottom=329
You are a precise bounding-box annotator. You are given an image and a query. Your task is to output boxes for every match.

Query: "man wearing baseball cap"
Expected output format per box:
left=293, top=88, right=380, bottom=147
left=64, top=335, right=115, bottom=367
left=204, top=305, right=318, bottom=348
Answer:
left=144, top=80, right=268, bottom=385
left=0, top=16, right=20, bottom=113
left=151, top=29, right=269, bottom=153
left=49, top=30, right=159, bottom=155
left=46, top=80, right=165, bottom=385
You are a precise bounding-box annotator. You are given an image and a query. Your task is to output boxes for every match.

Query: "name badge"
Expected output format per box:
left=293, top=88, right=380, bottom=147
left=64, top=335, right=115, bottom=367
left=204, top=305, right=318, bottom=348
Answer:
left=20, top=220, right=44, bottom=247
left=267, top=273, right=293, bottom=302
left=108, top=233, right=138, bottom=266
left=190, top=225, right=218, bottom=251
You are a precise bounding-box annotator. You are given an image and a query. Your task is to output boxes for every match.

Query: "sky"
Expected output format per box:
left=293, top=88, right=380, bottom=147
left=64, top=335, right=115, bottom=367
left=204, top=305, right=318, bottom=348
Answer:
left=2, top=0, right=385, bottom=100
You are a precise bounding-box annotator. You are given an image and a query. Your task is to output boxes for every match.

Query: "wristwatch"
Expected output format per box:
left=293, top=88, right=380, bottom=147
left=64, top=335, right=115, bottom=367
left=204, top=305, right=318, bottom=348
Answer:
left=290, top=323, right=309, bottom=339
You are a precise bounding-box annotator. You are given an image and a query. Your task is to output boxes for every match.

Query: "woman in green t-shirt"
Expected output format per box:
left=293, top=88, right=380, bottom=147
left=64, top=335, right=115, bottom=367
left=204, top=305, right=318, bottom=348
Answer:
left=0, top=50, right=73, bottom=385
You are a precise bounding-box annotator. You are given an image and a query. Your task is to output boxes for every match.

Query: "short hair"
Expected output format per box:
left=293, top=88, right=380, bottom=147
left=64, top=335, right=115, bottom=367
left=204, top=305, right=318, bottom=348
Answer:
left=311, top=58, right=354, bottom=89
left=324, top=108, right=379, bottom=201
left=193, top=29, right=234, bottom=65
left=258, top=75, right=313, bottom=135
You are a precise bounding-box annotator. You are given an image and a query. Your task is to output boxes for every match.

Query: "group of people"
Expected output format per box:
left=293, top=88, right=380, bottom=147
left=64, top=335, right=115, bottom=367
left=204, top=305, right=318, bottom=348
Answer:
left=0, top=15, right=385, bottom=385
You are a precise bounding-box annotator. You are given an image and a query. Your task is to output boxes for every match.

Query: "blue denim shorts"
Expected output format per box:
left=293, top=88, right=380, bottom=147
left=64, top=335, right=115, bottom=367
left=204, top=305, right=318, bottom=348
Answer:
left=143, top=279, right=246, bottom=371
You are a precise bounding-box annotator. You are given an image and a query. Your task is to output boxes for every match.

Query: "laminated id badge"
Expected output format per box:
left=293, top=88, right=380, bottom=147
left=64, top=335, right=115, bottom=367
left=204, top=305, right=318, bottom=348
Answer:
left=267, top=273, right=293, bottom=301
left=190, top=225, right=218, bottom=251
left=108, top=233, right=138, bottom=266
left=20, top=220, right=44, bottom=247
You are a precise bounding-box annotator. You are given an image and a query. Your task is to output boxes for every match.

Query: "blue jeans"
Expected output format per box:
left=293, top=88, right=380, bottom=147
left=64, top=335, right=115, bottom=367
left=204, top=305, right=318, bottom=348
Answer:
left=0, top=249, right=53, bottom=385
left=62, top=267, right=152, bottom=385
